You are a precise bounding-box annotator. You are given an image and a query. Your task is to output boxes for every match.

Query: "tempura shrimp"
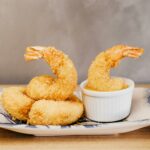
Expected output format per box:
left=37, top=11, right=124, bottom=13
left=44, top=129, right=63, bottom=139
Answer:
left=24, top=46, right=77, bottom=100
left=1, top=87, right=34, bottom=121
left=86, top=45, right=144, bottom=91
left=28, top=95, right=84, bottom=125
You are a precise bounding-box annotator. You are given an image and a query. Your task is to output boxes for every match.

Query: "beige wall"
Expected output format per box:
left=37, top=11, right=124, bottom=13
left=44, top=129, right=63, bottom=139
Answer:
left=0, top=0, right=149, bottom=84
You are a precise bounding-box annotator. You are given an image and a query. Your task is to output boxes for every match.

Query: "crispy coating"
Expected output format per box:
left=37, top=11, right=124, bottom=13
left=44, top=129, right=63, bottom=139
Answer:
left=86, top=45, right=144, bottom=91
left=24, top=46, right=77, bottom=100
left=1, top=87, right=84, bottom=125
left=28, top=95, right=84, bottom=125
left=1, top=87, right=34, bottom=121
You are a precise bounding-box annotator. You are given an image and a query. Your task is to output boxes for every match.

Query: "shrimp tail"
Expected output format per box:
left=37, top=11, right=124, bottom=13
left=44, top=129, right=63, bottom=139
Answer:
left=105, top=45, right=144, bottom=68
left=24, top=46, right=46, bottom=61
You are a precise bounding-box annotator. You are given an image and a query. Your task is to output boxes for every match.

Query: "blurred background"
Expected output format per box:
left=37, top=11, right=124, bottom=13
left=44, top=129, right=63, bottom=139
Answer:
left=0, top=0, right=149, bottom=84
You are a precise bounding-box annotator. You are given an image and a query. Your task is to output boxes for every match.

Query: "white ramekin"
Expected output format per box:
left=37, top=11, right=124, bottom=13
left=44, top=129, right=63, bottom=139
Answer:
left=80, top=78, right=135, bottom=122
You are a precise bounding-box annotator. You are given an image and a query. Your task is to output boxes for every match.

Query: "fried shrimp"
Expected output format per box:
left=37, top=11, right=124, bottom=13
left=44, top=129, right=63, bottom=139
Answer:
left=86, top=45, right=144, bottom=91
left=1, top=87, right=34, bottom=121
left=24, top=46, right=77, bottom=100
left=28, top=95, right=84, bottom=125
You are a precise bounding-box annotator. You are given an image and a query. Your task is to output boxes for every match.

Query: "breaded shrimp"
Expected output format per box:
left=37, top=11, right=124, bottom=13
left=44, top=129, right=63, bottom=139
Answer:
left=86, top=45, right=144, bottom=91
left=24, top=46, right=77, bottom=100
left=1, top=87, right=34, bottom=121
left=28, top=95, right=84, bottom=125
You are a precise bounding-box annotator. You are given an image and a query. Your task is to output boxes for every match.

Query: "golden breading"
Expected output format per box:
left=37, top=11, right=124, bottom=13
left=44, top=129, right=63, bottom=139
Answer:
left=86, top=45, right=144, bottom=91
left=1, top=87, right=34, bottom=121
left=28, top=95, right=84, bottom=125
left=24, top=46, right=77, bottom=100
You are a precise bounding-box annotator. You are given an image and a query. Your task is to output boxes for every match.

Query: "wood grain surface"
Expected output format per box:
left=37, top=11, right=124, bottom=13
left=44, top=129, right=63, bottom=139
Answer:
left=0, top=84, right=150, bottom=150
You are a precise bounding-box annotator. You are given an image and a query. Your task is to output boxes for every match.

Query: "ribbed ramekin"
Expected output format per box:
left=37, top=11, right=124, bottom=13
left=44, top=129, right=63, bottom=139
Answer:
left=80, top=78, right=135, bottom=122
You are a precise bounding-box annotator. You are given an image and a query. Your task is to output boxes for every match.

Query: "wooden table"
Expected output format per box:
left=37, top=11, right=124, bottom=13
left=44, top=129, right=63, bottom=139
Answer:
left=0, top=84, right=150, bottom=150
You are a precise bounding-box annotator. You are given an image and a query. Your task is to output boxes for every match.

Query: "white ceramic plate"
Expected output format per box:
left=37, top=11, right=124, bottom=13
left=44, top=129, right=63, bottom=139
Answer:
left=0, top=88, right=150, bottom=136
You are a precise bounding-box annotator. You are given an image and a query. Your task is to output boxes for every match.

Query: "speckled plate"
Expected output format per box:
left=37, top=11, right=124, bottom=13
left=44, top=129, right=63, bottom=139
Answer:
left=0, top=88, right=150, bottom=136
